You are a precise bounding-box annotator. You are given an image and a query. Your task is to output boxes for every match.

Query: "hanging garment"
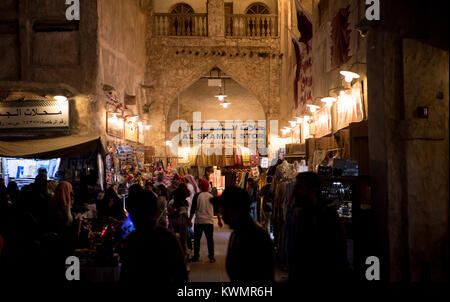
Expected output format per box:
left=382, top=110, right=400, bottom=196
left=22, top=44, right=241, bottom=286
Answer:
left=234, top=148, right=243, bottom=166
left=250, top=151, right=260, bottom=167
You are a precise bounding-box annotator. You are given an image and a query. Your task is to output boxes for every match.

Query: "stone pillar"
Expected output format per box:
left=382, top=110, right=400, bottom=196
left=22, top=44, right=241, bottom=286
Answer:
left=367, top=0, right=449, bottom=282
left=207, top=0, right=225, bottom=38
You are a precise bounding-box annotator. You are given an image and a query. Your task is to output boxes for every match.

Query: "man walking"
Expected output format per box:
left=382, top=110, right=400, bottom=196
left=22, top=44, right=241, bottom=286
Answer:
left=189, top=180, right=222, bottom=263
left=213, top=187, right=275, bottom=281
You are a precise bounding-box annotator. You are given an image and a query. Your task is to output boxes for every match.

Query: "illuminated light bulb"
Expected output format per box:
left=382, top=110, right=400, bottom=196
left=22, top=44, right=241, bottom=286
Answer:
left=306, top=104, right=320, bottom=113
left=220, top=101, right=231, bottom=108
left=215, top=94, right=228, bottom=101
left=166, top=141, right=172, bottom=146
left=54, top=95, right=68, bottom=102
left=289, top=120, right=297, bottom=127
left=296, top=117, right=303, bottom=124
left=138, top=122, right=143, bottom=127
left=340, top=71, right=360, bottom=83
left=321, top=97, right=337, bottom=107
left=145, top=125, right=152, bottom=130
left=284, top=127, right=292, bottom=132
left=304, top=115, right=310, bottom=122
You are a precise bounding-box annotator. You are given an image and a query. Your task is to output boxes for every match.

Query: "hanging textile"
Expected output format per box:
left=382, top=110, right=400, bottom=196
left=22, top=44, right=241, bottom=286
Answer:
left=291, top=0, right=313, bottom=110
left=242, top=149, right=251, bottom=167
left=299, top=42, right=312, bottom=111
left=234, top=147, right=243, bottom=166
left=250, top=151, right=260, bottom=167
left=348, top=0, right=359, bottom=57
left=331, top=6, right=351, bottom=69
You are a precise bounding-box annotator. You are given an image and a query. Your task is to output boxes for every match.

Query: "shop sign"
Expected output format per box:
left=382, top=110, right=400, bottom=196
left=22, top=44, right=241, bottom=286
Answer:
left=179, top=121, right=267, bottom=143
left=0, top=100, right=69, bottom=129
left=106, top=112, right=124, bottom=138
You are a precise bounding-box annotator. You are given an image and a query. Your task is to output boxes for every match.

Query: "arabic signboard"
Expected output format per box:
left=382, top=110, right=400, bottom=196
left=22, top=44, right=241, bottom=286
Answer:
left=0, top=100, right=69, bottom=129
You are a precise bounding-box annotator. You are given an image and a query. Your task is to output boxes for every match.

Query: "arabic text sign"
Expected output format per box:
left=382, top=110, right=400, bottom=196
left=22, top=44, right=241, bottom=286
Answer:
left=0, top=100, right=69, bottom=129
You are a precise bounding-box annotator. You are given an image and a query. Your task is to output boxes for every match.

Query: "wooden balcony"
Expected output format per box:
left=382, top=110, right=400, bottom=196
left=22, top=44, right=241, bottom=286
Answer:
left=225, top=14, right=278, bottom=38
left=153, top=13, right=208, bottom=37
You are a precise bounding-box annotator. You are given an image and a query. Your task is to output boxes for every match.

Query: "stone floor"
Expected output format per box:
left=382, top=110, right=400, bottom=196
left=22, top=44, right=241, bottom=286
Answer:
left=187, top=220, right=289, bottom=283
left=188, top=223, right=231, bottom=282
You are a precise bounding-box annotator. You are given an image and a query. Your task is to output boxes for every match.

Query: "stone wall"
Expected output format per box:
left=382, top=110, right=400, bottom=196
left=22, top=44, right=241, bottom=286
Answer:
left=145, top=35, right=281, bottom=155
left=0, top=0, right=100, bottom=138
left=96, top=0, right=148, bottom=145
left=166, top=78, right=266, bottom=127
left=0, top=0, right=98, bottom=93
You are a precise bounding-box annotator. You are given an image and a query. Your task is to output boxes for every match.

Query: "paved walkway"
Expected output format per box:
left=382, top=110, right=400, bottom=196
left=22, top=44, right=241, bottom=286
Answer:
left=188, top=222, right=231, bottom=282
left=187, top=219, right=289, bottom=282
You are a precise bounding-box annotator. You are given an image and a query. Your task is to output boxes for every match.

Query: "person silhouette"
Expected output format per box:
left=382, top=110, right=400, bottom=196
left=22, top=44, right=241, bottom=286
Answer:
left=289, top=172, right=349, bottom=283
left=213, top=187, right=275, bottom=282
left=120, top=190, right=187, bottom=284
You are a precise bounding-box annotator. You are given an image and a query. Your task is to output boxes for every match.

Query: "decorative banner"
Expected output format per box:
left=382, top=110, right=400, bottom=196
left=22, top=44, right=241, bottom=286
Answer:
left=0, top=100, right=69, bottom=129
left=106, top=112, right=124, bottom=138
left=335, top=82, right=364, bottom=130
left=125, top=121, right=139, bottom=143
left=313, top=106, right=332, bottom=138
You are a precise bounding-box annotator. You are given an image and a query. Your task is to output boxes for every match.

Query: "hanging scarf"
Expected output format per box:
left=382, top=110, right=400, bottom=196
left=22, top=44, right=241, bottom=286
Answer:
left=184, top=175, right=200, bottom=194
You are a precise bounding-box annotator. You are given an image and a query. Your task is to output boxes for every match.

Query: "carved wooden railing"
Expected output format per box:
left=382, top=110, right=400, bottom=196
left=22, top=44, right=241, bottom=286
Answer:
left=226, top=14, right=278, bottom=37
left=153, top=13, right=208, bottom=36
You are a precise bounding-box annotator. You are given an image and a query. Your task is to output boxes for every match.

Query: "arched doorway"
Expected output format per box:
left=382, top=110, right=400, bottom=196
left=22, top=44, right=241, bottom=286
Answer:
left=166, top=69, right=267, bottom=167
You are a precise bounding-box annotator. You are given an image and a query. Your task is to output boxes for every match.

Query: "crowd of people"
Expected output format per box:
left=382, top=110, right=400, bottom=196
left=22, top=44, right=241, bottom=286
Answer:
left=0, top=168, right=349, bottom=284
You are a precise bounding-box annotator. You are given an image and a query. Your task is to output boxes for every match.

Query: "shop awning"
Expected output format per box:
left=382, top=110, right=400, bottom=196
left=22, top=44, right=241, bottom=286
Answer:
left=0, top=136, right=103, bottom=159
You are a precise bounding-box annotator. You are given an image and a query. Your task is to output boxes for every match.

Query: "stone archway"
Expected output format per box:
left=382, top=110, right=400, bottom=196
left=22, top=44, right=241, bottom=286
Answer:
left=144, top=45, right=281, bottom=154
left=164, top=65, right=270, bottom=118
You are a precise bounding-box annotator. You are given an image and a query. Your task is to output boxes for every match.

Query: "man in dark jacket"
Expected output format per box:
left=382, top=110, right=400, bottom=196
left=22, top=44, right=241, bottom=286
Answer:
left=120, top=190, right=187, bottom=284
left=289, top=172, right=349, bottom=283
left=213, top=187, right=274, bottom=282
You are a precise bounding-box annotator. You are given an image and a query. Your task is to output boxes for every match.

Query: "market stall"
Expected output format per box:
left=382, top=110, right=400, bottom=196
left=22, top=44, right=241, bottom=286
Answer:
left=0, top=135, right=104, bottom=190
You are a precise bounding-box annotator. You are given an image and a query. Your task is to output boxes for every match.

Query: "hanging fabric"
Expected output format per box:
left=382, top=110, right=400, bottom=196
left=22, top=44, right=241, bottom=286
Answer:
left=330, top=6, right=351, bottom=69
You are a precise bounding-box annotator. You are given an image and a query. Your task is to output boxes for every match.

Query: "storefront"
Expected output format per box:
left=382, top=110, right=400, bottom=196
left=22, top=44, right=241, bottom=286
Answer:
left=0, top=99, right=105, bottom=194
left=274, top=72, right=372, bottom=277
left=168, top=120, right=272, bottom=194
left=104, top=110, right=149, bottom=194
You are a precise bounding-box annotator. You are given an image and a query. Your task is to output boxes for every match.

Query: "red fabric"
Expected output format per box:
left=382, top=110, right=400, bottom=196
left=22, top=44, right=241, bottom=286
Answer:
left=199, top=180, right=209, bottom=192
left=292, top=36, right=302, bottom=110
left=292, top=1, right=313, bottom=110
left=331, top=6, right=351, bottom=69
